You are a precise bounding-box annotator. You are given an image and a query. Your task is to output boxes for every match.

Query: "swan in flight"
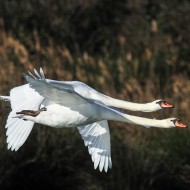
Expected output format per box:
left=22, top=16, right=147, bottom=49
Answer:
left=69, top=85, right=173, bottom=112
left=37, top=77, right=174, bottom=112
left=0, top=68, right=187, bottom=172
left=0, top=72, right=174, bottom=112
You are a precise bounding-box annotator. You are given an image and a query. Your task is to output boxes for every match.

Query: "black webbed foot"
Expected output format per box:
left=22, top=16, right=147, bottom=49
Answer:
left=16, top=107, right=47, bottom=117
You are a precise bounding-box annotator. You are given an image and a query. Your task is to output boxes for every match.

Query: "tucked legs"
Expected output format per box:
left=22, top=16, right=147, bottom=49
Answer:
left=16, top=107, right=47, bottom=117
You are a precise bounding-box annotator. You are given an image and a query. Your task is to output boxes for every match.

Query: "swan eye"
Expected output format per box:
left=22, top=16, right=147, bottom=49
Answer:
left=156, top=100, right=163, bottom=104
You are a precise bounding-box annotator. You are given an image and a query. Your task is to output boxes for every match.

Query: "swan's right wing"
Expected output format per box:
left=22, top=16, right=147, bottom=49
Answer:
left=77, top=120, right=112, bottom=172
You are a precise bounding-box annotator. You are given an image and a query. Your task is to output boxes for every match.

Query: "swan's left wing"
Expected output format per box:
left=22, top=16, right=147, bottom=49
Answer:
left=6, top=84, right=44, bottom=151
left=24, top=68, right=90, bottom=106
left=46, top=80, right=99, bottom=99
left=77, top=120, right=112, bottom=172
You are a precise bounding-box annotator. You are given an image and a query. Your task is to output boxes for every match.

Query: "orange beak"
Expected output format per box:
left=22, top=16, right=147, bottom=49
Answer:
left=161, top=102, right=174, bottom=109
left=175, top=120, right=188, bottom=128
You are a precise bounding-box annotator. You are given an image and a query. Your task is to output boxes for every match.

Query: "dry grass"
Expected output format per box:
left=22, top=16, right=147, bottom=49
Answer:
left=0, top=1, right=190, bottom=188
left=0, top=32, right=190, bottom=189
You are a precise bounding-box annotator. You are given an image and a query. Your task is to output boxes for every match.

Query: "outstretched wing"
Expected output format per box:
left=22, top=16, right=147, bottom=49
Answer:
left=77, top=120, right=112, bottom=172
left=24, top=68, right=90, bottom=106
left=46, top=80, right=100, bottom=99
left=6, top=112, right=34, bottom=151
left=6, top=84, right=44, bottom=151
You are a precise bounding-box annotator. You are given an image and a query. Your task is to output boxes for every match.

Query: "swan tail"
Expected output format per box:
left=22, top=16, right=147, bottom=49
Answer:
left=0, top=96, right=10, bottom=101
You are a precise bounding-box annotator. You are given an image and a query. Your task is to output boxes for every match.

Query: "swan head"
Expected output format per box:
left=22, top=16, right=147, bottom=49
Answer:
left=154, top=99, right=174, bottom=110
left=167, top=118, right=188, bottom=128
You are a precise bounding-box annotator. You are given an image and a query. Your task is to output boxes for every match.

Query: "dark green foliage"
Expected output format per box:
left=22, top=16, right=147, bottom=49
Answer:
left=0, top=0, right=190, bottom=189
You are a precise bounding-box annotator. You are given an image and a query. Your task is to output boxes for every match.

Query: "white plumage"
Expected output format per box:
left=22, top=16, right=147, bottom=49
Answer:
left=0, top=68, right=187, bottom=172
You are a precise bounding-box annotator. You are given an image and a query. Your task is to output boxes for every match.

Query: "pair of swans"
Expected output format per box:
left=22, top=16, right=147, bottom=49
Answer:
left=0, top=68, right=187, bottom=172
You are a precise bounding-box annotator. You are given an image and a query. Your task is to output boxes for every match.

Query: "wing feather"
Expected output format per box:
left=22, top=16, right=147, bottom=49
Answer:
left=10, top=125, right=27, bottom=151
left=77, top=120, right=112, bottom=172
left=6, top=112, right=34, bottom=151
left=24, top=68, right=89, bottom=106
left=5, top=83, right=44, bottom=151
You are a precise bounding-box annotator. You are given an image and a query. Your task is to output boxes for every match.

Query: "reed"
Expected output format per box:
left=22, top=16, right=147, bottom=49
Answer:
left=0, top=0, right=190, bottom=189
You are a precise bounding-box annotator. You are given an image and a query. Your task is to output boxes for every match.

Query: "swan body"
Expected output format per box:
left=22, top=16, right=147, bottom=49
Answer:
left=0, top=68, right=187, bottom=172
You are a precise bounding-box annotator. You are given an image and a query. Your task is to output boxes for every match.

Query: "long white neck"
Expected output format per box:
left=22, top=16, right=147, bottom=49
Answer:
left=104, top=110, right=172, bottom=128
left=99, top=95, right=158, bottom=112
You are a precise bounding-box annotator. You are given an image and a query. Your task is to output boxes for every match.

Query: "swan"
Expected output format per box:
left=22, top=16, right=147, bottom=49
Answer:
left=39, top=78, right=174, bottom=112
left=0, top=73, right=174, bottom=112
left=0, top=68, right=187, bottom=172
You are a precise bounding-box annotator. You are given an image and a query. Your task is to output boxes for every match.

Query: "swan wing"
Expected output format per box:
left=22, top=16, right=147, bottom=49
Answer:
left=47, top=79, right=107, bottom=102
left=46, top=79, right=75, bottom=91
left=24, top=68, right=90, bottom=106
left=6, top=112, right=34, bottom=151
left=77, top=120, right=112, bottom=172
left=47, top=80, right=96, bottom=93
left=10, top=84, right=44, bottom=110
left=6, top=84, right=44, bottom=151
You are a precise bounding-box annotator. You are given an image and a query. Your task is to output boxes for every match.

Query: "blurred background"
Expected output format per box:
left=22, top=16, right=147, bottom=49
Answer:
left=0, top=0, right=190, bottom=189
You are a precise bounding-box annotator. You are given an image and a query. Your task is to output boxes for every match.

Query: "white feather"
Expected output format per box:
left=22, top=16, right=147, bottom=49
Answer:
left=77, top=120, right=111, bottom=172
left=0, top=96, right=10, bottom=101
left=5, top=84, right=44, bottom=151
left=0, top=68, right=181, bottom=173
left=6, top=111, right=34, bottom=151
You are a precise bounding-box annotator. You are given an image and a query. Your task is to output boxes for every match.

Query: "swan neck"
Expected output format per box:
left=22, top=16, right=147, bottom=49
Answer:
left=104, top=97, right=155, bottom=112
left=104, top=110, right=170, bottom=128
left=121, top=114, right=168, bottom=128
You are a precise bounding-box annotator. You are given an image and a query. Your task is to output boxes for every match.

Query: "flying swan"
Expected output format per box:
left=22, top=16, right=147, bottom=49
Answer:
left=0, top=68, right=187, bottom=172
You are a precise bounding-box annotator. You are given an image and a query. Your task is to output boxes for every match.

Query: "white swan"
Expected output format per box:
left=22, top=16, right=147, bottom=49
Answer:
left=43, top=79, right=174, bottom=112
left=0, top=75, right=174, bottom=112
left=0, top=68, right=187, bottom=172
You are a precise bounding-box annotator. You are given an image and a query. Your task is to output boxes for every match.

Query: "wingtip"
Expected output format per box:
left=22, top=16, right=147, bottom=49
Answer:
left=34, top=68, right=41, bottom=78
left=7, top=143, right=11, bottom=150
left=40, top=67, right=43, bottom=73
left=39, top=67, right=46, bottom=81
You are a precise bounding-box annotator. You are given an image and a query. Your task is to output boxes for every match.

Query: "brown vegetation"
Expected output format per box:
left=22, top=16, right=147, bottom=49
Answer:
left=0, top=0, right=190, bottom=189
